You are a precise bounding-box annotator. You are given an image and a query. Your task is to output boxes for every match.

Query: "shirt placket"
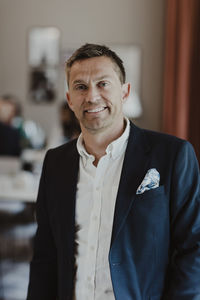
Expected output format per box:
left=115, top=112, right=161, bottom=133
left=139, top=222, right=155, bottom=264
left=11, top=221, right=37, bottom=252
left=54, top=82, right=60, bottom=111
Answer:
left=84, top=155, right=109, bottom=299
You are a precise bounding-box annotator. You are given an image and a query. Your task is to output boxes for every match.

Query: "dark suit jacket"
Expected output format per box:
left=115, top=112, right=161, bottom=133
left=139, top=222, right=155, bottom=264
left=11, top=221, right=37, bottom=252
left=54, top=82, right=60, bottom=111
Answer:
left=27, top=123, right=200, bottom=300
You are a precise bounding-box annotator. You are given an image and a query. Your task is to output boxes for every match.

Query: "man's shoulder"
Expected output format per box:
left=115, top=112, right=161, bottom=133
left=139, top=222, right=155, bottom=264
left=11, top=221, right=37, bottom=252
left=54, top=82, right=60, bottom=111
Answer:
left=49, top=138, right=77, bottom=152
left=128, top=123, right=199, bottom=177
left=45, top=138, right=78, bottom=164
left=129, top=122, right=197, bottom=162
left=130, top=122, right=190, bottom=148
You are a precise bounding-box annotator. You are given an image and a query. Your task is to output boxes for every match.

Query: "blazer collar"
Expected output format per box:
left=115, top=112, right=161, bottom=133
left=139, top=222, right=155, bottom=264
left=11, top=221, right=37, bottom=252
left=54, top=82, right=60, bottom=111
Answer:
left=111, top=122, right=151, bottom=245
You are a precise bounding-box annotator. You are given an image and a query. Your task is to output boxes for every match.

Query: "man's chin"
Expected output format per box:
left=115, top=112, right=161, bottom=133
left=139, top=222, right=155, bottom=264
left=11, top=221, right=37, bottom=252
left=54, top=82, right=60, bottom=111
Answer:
left=82, top=120, right=109, bottom=134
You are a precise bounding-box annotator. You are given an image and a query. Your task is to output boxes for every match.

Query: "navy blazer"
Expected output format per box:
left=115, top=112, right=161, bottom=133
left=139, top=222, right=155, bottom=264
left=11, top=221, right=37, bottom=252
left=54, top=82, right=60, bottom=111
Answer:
left=27, top=123, right=200, bottom=300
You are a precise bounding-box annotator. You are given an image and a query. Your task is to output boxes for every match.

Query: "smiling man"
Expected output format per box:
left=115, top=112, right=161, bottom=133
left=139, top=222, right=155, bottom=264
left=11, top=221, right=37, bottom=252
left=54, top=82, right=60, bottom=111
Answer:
left=27, top=44, right=200, bottom=300
left=66, top=54, right=130, bottom=165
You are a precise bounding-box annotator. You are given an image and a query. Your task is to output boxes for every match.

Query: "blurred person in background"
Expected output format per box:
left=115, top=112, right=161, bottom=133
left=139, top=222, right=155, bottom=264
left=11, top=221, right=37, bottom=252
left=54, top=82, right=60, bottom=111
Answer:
left=60, top=101, right=81, bottom=141
left=47, top=101, right=80, bottom=149
left=0, top=95, right=21, bottom=156
left=27, top=44, right=200, bottom=300
left=0, top=94, right=36, bottom=152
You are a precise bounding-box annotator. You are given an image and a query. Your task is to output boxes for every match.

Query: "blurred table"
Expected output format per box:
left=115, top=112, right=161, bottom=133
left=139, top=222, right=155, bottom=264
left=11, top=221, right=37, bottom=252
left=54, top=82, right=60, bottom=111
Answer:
left=0, top=151, right=45, bottom=203
left=0, top=172, right=39, bottom=202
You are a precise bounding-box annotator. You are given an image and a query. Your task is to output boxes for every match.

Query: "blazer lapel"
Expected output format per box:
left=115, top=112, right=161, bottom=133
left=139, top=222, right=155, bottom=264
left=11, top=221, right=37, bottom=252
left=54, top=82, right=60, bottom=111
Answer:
left=58, top=141, right=80, bottom=258
left=111, top=123, right=151, bottom=245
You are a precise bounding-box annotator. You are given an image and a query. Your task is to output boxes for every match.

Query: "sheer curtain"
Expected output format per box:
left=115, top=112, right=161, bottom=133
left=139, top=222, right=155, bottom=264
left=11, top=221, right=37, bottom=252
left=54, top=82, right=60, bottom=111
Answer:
left=163, top=0, right=200, bottom=163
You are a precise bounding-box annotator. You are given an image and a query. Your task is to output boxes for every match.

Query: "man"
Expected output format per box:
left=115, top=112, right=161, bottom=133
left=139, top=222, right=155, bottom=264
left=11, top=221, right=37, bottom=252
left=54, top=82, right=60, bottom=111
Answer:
left=27, top=44, right=200, bottom=300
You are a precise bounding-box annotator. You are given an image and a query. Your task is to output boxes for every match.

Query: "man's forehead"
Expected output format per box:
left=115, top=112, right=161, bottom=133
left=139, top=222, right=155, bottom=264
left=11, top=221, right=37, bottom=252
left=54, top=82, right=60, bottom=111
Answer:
left=69, top=56, right=119, bottom=82
left=71, top=56, right=115, bottom=70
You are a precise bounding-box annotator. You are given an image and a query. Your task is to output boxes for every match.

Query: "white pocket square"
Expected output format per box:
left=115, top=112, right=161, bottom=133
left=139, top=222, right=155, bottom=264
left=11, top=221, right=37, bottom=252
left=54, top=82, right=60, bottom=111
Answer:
left=136, top=168, right=160, bottom=195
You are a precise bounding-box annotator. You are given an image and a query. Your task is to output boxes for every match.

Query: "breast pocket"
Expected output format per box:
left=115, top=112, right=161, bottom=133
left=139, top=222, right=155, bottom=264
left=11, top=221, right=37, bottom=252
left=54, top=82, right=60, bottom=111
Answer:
left=132, top=185, right=167, bottom=221
left=123, top=184, right=168, bottom=249
left=135, top=185, right=165, bottom=200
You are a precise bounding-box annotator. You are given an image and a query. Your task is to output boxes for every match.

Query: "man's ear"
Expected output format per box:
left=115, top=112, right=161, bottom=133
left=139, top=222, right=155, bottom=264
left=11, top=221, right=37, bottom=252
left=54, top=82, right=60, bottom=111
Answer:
left=66, top=92, right=74, bottom=111
left=122, top=83, right=131, bottom=102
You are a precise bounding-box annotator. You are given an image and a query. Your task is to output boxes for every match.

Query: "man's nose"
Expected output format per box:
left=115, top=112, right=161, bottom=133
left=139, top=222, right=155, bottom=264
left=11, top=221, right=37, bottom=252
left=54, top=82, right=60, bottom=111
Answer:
left=85, top=86, right=100, bottom=103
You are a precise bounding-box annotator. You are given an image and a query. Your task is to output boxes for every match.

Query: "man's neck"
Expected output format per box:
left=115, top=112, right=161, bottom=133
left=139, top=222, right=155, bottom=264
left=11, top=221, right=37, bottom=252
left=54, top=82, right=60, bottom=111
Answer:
left=81, top=119, right=126, bottom=166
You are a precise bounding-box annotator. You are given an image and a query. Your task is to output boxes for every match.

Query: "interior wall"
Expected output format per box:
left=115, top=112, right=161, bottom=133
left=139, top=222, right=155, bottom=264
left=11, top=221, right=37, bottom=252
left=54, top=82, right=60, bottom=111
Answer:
left=0, top=0, right=166, bottom=137
left=0, top=5, right=3, bottom=93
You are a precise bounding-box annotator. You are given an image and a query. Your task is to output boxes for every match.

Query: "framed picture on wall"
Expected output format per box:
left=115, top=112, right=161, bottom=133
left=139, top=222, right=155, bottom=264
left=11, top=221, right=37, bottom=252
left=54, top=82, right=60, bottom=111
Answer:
left=28, top=27, right=60, bottom=103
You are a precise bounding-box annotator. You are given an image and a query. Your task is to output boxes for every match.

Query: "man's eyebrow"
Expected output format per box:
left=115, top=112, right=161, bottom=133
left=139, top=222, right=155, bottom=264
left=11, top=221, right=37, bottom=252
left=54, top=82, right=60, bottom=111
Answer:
left=71, top=80, right=88, bottom=87
left=72, top=80, right=85, bottom=85
left=74, top=75, right=112, bottom=82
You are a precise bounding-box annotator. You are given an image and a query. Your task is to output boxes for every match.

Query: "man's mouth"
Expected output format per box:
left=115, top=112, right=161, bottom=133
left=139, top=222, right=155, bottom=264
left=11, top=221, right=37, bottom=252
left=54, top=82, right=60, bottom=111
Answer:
left=84, top=107, right=107, bottom=113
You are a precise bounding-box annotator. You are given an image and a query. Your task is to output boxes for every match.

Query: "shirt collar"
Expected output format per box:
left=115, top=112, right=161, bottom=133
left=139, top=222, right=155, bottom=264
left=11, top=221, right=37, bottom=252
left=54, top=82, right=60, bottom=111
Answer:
left=77, top=117, right=130, bottom=166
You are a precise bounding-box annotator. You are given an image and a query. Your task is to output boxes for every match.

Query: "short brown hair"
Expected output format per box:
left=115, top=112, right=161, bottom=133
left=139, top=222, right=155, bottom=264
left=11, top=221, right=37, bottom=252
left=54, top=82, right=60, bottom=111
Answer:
left=65, top=43, right=126, bottom=85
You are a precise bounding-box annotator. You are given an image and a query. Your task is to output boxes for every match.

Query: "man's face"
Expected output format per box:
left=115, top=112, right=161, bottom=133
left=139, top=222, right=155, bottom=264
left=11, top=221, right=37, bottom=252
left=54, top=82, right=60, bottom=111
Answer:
left=66, top=56, right=130, bottom=134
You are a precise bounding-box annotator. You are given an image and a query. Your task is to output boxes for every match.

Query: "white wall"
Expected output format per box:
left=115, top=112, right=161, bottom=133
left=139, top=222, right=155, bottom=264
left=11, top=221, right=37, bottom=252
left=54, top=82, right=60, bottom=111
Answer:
left=0, top=0, right=166, bottom=137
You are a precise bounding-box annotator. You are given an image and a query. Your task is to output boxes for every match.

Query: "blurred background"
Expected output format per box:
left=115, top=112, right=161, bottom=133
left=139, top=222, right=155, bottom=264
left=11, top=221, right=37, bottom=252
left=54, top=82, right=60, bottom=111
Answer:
left=0, top=0, right=199, bottom=299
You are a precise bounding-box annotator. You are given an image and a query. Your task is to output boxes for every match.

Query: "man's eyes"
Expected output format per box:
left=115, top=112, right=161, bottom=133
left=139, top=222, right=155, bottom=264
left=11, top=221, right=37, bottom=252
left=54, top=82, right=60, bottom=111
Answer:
left=74, top=81, right=109, bottom=91
left=98, top=81, right=108, bottom=88
left=75, top=84, right=87, bottom=90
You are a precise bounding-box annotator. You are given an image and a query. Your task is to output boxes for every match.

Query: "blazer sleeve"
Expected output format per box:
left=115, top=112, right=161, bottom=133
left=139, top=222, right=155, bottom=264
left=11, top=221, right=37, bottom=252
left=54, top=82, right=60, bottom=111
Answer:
left=164, top=141, right=200, bottom=300
left=26, top=150, right=57, bottom=300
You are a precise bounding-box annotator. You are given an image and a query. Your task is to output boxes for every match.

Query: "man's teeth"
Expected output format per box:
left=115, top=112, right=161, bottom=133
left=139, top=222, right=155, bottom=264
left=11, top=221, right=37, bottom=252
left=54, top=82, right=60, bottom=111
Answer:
left=86, top=107, right=105, bottom=113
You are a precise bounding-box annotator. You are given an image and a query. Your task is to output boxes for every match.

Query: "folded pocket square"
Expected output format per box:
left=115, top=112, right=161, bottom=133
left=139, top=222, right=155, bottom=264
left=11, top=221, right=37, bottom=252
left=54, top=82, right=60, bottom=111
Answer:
left=136, top=168, right=160, bottom=195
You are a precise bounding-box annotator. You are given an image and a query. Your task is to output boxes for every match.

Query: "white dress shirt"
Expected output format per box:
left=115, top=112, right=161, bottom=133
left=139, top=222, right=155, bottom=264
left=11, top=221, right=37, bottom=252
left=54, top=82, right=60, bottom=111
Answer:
left=74, top=119, right=130, bottom=300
